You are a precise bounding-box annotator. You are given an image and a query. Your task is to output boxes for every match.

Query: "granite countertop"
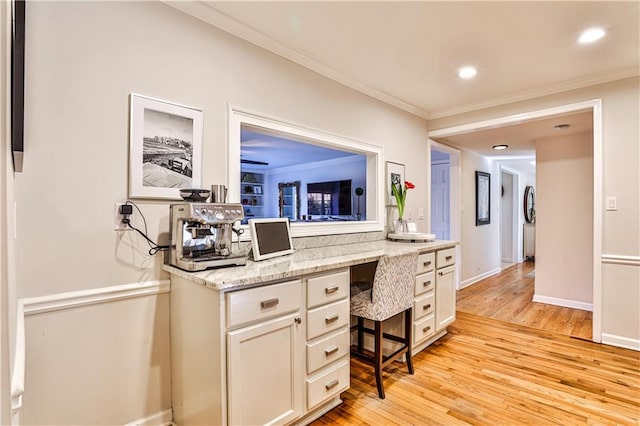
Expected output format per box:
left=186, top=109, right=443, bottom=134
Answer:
left=163, top=239, right=458, bottom=292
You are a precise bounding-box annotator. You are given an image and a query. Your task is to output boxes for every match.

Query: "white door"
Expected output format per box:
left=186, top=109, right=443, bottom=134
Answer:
left=227, top=313, right=303, bottom=426
left=431, top=163, right=450, bottom=240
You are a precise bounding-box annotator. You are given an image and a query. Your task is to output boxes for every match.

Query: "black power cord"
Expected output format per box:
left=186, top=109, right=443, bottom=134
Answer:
left=122, top=201, right=170, bottom=256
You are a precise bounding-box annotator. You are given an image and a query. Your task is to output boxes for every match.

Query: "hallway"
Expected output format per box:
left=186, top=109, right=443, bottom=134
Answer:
left=457, top=262, right=593, bottom=340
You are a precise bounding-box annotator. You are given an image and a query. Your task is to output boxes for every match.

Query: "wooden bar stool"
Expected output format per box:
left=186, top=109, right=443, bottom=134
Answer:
left=350, top=252, right=418, bottom=399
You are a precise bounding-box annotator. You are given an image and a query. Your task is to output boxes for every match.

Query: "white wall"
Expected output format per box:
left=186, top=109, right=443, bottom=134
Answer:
left=12, top=1, right=431, bottom=423
left=500, top=171, right=514, bottom=263
left=429, top=77, right=640, bottom=347
left=460, top=150, right=502, bottom=287
left=535, top=131, right=593, bottom=306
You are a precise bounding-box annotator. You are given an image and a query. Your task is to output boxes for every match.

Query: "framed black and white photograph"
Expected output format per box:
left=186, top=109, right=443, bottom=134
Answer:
left=475, top=171, right=491, bottom=226
left=129, top=94, right=203, bottom=199
left=253, top=185, right=262, bottom=194
left=386, top=161, right=405, bottom=206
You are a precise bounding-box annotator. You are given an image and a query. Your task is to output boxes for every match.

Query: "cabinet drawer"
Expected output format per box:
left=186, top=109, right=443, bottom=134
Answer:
left=414, top=292, right=435, bottom=320
left=307, top=328, right=349, bottom=374
left=307, top=299, right=349, bottom=340
left=226, top=280, right=302, bottom=328
left=436, top=247, right=456, bottom=268
left=415, top=271, right=435, bottom=296
left=307, top=269, right=350, bottom=309
left=416, top=252, right=436, bottom=274
left=306, top=358, right=350, bottom=410
left=414, top=314, right=436, bottom=344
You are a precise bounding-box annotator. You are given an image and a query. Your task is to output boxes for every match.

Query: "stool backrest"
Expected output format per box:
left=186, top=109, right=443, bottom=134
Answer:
left=371, top=252, right=418, bottom=319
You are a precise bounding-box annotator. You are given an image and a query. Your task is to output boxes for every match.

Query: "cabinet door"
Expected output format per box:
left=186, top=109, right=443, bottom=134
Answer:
left=435, top=265, right=456, bottom=330
left=228, top=313, right=303, bottom=426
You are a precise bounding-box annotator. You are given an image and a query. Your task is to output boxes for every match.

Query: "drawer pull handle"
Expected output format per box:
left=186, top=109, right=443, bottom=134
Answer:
left=445, top=255, right=453, bottom=261
left=325, top=379, right=339, bottom=390
left=423, top=281, right=432, bottom=287
left=423, top=304, right=432, bottom=310
left=260, top=298, right=279, bottom=309
left=325, top=346, right=339, bottom=356
left=422, top=326, right=431, bottom=333
left=325, top=314, right=339, bottom=323
left=438, top=271, right=444, bottom=276
left=325, top=286, right=339, bottom=294
left=424, top=261, right=432, bottom=267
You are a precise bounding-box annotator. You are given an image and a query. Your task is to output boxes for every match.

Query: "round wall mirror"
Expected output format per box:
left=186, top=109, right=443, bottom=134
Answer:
left=524, top=186, right=536, bottom=223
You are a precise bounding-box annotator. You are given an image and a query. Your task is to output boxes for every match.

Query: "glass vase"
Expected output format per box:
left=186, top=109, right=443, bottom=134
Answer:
left=394, top=218, right=407, bottom=234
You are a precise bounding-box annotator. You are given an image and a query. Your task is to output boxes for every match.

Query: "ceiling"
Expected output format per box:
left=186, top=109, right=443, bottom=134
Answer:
left=170, top=1, right=636, bottom=168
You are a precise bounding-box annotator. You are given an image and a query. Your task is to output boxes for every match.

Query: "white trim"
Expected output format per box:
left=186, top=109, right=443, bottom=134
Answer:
left=10, top=281, right=170, bottom=420
left=428, top=67, right=638, bottom=119
left=601, top=333, right=640, bottom=352
left=228, top=106, right=385, bottom=239
left=460, top=267, right=501, bottom=290
left=124, top=409, right=174, bottom=426
left=22, top=280, right=170, bottom=316
left=532, top=295, right=593, bottom=312
left=428, top=98, right=603, bottom=344
left=164, top=1, right=429, bottom=119
left=602, top=254, right=640, bottom=267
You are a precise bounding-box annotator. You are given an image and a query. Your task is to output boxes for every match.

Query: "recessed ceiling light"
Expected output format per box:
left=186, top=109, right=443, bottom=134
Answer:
left=492, top=144, right=509, bottom=150
left=554, top=123, right=571, bottom=130
left=458, top=66, right=477, bottom=79
left=578, top=27, right=606, bottom=44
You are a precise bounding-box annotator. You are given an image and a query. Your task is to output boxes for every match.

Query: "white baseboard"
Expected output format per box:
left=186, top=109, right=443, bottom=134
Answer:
left=460, top=267, right=501, bottom=289
left=601, top=333, right=640, bottom=351
left=532, top=294, right=593, bottom=312
left=125, top=409, right=173, bottom=426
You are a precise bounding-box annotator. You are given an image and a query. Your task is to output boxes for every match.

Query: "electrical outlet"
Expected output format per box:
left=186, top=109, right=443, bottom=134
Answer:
left=114, top=203, right=131, bottom=231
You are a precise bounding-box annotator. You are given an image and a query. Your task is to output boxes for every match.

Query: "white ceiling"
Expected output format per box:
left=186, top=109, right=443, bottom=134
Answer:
left=169, top=1, right=636, bottom=168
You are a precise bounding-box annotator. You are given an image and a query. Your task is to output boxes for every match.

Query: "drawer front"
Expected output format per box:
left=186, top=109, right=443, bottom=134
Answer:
left=415, top=271, right=436, bottom=296
left=307, top=269, right=350, bottom=309
left=414, top=292, right=435, bottom=320
left=226, top=280, right=302, bottom=328
left=307, top=328, right=349, bottom=374
left=416, top=252, right=436, bottom=274
left=306, top=358, right=350, bottom=410
left=414, top=314, right=436, bottom=344
left=307, top=299, right=349, bottom=340
left=436, top=247, right=456, bottom=268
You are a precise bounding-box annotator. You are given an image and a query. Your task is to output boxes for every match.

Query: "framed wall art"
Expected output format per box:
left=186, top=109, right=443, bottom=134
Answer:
left=129, top=93, right=203, bottom=199
left=386, top=161, right=405, bottom=206
left=475, top=171, right=491, bottom=226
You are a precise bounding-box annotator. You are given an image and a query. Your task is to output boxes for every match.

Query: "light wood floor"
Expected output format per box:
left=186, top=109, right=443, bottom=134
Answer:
left=457, top=262, right=593, bottom=340
left=313, top=312, right=640, bottom=425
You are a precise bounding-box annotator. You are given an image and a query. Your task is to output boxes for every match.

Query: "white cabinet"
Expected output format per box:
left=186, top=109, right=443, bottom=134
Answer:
left=412, top=246, right=457, bottom=352
left=227, top=313, right=303, bottom=426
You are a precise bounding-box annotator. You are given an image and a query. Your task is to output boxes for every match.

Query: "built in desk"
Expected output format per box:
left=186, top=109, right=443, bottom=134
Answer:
left=164, top=239, right=458, bottom=425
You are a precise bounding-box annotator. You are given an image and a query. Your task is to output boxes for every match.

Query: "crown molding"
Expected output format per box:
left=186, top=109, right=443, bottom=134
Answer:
left=165, top=1, right=638, bottom=122
left=164, top=0, right=429, bottom=119
left=428, top=67, right=639, bottom=120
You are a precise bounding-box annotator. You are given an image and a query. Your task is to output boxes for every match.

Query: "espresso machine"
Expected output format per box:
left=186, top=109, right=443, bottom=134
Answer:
left=169, top=203, right=246, bottom=271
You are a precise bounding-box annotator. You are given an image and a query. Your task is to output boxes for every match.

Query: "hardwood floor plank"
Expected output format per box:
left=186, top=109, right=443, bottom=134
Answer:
left=313, top=312, right=639, bottom=426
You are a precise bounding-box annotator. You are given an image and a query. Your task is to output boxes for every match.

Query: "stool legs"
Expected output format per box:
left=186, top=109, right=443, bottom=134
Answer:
left=374, top=320, right=385, bottom=399
left=405, top=308, right=414, bottom=375
left=357, top=317, right=364, bottom=352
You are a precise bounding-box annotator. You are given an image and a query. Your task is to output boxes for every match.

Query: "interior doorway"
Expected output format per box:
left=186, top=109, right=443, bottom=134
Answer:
left=429, top=140, right=461, bottom=288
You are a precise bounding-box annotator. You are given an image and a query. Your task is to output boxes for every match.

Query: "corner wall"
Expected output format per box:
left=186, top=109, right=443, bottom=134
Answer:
left=535, top=131, right=593, bottom=308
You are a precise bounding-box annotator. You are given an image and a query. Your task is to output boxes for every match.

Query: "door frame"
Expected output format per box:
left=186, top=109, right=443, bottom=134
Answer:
left=428, top=99, right=603, bottom=343
left=427, top=140, right=462, bottom=289
left=499, top=166, right=521, bottom=264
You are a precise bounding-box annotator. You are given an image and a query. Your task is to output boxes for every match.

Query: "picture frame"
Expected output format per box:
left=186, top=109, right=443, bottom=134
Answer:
left=129, top=93, right=203, bottom=199
left=475, top=171, right=491, bottom=226
left=253, top=185, right=262, bottom=194
left=386, top=161, right=405, bottom=206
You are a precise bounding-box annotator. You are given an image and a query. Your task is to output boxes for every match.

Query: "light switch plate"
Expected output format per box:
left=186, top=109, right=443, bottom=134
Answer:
left=417, top=208, right=425, bottom=219
left=606, top=196, right=617, bottom=211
